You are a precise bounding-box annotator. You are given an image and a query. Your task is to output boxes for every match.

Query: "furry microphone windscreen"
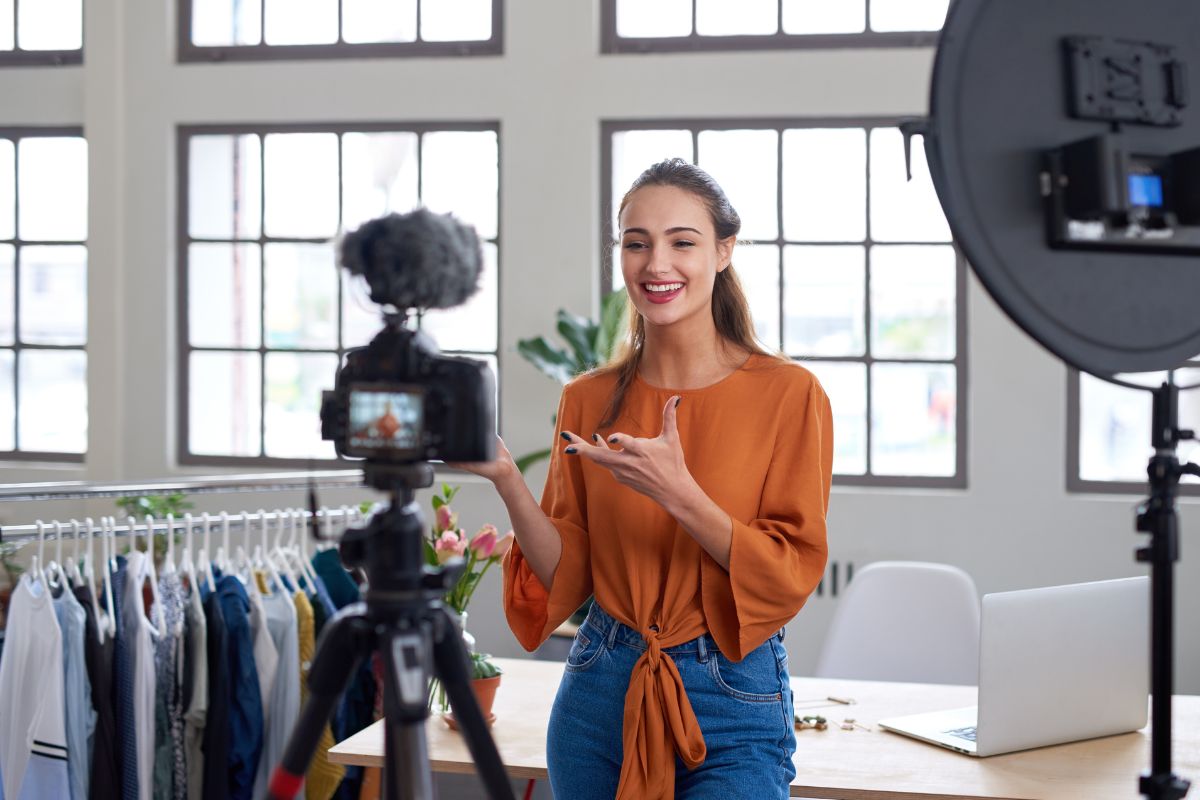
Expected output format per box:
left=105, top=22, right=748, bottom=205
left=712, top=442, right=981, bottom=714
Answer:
left=339, top=208, right=483, bottom=310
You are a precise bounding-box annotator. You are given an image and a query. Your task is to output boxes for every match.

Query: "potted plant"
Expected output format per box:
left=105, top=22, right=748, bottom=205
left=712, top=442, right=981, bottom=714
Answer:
left=0, top=541, right=26, bottom=629
left=425, top=483, right=514, bottom=724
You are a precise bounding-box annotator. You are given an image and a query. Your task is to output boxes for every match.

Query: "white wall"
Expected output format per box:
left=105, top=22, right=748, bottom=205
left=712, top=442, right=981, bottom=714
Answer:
left=0, top=0, right=1196, bottom=698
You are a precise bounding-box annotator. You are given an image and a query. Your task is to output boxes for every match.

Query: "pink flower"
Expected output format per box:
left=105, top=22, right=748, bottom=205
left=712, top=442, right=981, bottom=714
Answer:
left=434, top=530, right=467, bottom=564
left=436, top=505, right=456, bottom=533
left=469, top=524, right=499, bottom=559
left=492, top=530, right=515, bottom=560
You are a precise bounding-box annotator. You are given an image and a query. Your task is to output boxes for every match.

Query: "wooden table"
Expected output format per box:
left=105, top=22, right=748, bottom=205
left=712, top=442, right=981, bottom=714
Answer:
left=328, top=657, right=1200, bottom=799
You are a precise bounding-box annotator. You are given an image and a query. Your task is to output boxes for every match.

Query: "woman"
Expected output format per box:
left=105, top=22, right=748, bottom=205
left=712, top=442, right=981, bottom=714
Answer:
left=454, top=159, right=832, bottom=799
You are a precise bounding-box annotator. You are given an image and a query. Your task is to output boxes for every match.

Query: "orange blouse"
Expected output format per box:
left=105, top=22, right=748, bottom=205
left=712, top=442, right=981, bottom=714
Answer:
left=503, top=353, right=833, bottom=800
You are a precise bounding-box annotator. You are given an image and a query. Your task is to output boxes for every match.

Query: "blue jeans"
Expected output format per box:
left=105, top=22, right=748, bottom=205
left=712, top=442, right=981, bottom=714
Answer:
left=546, top=602, right=796, bottom=799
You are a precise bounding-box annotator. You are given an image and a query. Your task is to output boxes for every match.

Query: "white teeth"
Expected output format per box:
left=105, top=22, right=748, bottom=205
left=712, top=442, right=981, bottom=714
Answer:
left=645, top=282, right=683, bottom=293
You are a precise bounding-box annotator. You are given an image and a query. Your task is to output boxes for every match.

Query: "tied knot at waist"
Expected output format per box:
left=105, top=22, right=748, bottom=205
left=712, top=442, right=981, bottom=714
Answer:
left=643, top=626, right=664, bottom=670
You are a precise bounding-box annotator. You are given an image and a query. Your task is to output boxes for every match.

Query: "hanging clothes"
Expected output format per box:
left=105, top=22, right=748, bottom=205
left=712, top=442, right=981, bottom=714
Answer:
left=253, top=580, right=300, bottom=800
left=247, top=577, right=279, bottom=723
left=153, top=571, right=186, bottom=800
left=53, top=583, right=95, bottom=800
left=215, top=574, right=263, bottom=800
left=199, top=585, right=229, bottom=800
left=0, top=574, right=71, bottom=800
left=181, top=580, right=207, bottom=800
left=294, top=589, right=343, bottom=800
left=122, top=551, right=158, bottom=800
left=112, top=554, right=140, bottom=800
left=73, top=582, right=119, bottom=800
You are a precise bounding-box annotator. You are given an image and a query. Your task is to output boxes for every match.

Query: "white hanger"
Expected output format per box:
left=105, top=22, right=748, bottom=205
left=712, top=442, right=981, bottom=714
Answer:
left=200, top=512, right=216, bottom=590
left=270, top=509, right=299, bottom=592
left=45, top=520, right=67, bottom=593
left=81, top=518, right=106, bottom=644
left=295, top=509, right=320, bottom=590
left=180, top=513, right=194, bottom=580
left=137, top=515, right=166, bottom=639
left=30, top=519, right=47, bottom=592
left=100, top=517, right=117, bottom=639
left=68, top=520, right=84, bottom=586
left=218, top=511, right=231, bottom=573
left=163, top=513, right=177, bottom=576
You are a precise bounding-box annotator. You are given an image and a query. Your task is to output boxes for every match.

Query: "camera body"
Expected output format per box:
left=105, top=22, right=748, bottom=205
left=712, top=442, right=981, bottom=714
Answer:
left=320, top=315, right=495, bottom=466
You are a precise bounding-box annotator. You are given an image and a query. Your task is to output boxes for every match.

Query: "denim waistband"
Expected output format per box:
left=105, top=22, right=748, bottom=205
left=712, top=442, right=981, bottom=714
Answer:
left=581, top=601, right=785, bottom=657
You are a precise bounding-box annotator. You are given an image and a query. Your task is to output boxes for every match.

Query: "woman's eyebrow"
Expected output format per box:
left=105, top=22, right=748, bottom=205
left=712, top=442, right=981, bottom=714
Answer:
left=620, top=226, right=704, bottom=236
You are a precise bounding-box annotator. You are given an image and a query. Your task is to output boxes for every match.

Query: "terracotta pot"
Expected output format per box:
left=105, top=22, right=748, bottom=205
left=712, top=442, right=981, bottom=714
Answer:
left=444, top=674, right=502, bottom=730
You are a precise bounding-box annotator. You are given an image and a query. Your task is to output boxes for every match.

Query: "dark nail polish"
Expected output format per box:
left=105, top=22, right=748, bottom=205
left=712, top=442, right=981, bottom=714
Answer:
left=608, top=436, right=618, bottom=444
left=675, top=397, right=682, bottom=407
left=592, top=433, right=600, bottom=442
left=565, top=447, right=577, bottom=454
left=561, top=432, right=571, bottom=441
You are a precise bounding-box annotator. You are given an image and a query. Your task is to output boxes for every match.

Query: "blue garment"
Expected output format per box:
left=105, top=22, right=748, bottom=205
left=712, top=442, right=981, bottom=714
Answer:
left=308, top=574, right=337, bottom=628
left=311, top=550, right=358, bottom=611
left=200, top=589, right=229, bottom=800
left=111, top=555, right=139, bottom=800
left=546, top=602, right=796, bottom=800
left=216, top=576, right=263, bottom=800
left=53, top=586, right=95, bottom=800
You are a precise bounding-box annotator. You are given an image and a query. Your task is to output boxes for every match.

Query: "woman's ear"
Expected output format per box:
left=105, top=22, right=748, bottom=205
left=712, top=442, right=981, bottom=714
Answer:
left=716, top=236, right=736, bottom=272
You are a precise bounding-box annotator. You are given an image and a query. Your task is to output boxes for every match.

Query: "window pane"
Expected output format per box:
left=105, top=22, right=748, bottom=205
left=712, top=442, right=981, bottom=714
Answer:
left=0, top=349, right=12, bottom=450
left=344, top=0, right=418, bottom=44
left=19, top=245, right=86, bottom=345
left=1079, top=369, right=1200, bottom=484
left=420, top=0, right=492, bottom=42
left=0, top=245, right=11, bottom=345
left=782, top=0, right=865, bottom=34
left=806, top=361, right=866, bottom=474
left=263, top=134, right=339, bottom=239
left=17, top=0, right=82, bottom=50
left=264, top=243, right=338, bottom=349
left=870, top=0, right=949, bottom=32
left=0, top=0, right=12, bottom=50
left=19, top=138, right=87, bottom=242
left=0, top=139, right=13, bottom=239
left=189, top=243, right=262, bottom=349
left=871, top=362, right=956, bottom=476
left=870, top=245, right=955, bottom=360
left=783, top=128, right=866, bottom=242
left=191, top=0, right=263, bottom=46
left=420, top=243, right=497, bottom=352
left=342, top=272, right=381, bottom=350
left=698, top=129, right=778, bottom=240
left=696, top=0, right=777, bottom=36
left=611, top=130, right=693, bottom=232
left=616, top=0, right=691, bottom=37
left=19, top=349, right=86, bottom=453
left=870, top=129, right=950, bottom=242
left=190, top=351, right=261, bottom=457
left=783, top=245, right=865, bottom=357
left=734, top=244, right=780, bottom=348
left=264, top=0, right=337, bottom=45
left=421, top=131, right=498, bottom=240
left=342, top=132, right=419, bottom=232
left=189, top=135, right=262, bottom=240
left=265, top=352, right=338, bottom=459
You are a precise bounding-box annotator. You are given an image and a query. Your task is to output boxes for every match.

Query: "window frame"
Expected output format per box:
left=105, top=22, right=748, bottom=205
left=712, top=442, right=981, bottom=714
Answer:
left=0, top=125, right=88, bottom=463
left=600, top=0, right=939, bottom=54
left=600, top=116, right=968, bottom=489
left=1066, top=366, right=1200, bottom=497
left=176, top=120, right=503, bottom=468
left=0, top=0, right=84, bottom=66
left=176, top=0, right=503, bottom=63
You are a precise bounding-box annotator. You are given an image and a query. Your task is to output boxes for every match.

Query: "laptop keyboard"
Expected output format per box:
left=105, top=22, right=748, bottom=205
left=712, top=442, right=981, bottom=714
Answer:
left=945, top=726, right=977, bottom=742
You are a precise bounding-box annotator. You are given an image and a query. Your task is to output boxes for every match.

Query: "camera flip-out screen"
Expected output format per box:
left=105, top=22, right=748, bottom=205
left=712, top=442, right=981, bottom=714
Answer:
left=347, top=384, right=424, bottom=459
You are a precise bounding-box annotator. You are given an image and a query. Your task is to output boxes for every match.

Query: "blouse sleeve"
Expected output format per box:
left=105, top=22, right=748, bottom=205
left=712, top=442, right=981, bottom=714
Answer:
left=701, top=375, right=833, bottom=662
left=502, top=382, right=593, bottom=651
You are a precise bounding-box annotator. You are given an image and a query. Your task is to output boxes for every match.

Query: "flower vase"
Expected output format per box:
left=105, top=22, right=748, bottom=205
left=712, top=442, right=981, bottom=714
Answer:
left=457, top=610, right=476, bottom=654
left=432, top=610, right=476, bottom=713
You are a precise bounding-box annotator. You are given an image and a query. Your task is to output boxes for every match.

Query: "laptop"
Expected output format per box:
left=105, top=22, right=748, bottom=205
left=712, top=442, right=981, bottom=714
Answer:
left=878, top=576, right=1149, bottom=757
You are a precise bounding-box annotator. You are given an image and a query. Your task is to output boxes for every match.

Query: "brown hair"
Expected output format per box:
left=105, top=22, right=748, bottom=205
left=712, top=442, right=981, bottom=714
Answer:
left=595, top=158, right=787, bottom=429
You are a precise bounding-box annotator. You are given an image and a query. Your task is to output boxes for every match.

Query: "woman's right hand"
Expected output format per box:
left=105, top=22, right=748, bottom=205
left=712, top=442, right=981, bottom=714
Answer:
left=446, top=435, right=519, bottom=487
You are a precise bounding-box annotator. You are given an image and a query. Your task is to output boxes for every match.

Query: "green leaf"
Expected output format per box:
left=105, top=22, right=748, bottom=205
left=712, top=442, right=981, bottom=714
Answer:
left=556, top=310, right=599, bottom=370
left=595, top=288, right=629, bottom=361
left=432, top=495, right=444, bottom=511
left=514, top=447, right=552, bottom=474
left=516, top=337, right=576, bottom=385
left=424, top=540, right=439, bottom=568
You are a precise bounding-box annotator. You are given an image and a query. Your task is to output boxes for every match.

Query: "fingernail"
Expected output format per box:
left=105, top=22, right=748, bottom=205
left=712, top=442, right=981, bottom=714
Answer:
left=608, top=436, right=618, bottom=444
left=565, top=447, right=577, bottom=454
left=561, top=432, right=571, bottom=441
left=675, top=396, right=682, bottom=407
left=592, top=434, right=600, bottom=442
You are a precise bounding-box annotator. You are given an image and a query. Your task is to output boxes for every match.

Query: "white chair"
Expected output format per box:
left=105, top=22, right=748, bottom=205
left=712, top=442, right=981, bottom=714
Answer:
left=814, top=561, right=980, bottom=686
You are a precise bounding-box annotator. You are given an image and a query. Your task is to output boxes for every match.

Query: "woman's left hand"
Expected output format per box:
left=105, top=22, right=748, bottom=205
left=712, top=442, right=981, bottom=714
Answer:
left=561, top=396, right=694, bottom=511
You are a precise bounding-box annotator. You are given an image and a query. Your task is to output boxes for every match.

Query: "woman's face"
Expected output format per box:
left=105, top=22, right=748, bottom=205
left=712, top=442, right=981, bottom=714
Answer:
left=618, top=184, right=734, bottom=330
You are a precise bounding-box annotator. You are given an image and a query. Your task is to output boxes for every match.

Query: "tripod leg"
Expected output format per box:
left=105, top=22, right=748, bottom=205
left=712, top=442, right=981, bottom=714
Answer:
left=268, top=606, right=373, bottom=800
left=432, top=607, right=516, bottom=800
left=379, top=625, right=436, bottom=800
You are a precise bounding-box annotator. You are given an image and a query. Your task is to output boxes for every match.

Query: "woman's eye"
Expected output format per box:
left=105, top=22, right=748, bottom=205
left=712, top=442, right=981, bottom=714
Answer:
left=673, top=240, right=695, bottom=248
left=623, top=241, right=647, bottom=250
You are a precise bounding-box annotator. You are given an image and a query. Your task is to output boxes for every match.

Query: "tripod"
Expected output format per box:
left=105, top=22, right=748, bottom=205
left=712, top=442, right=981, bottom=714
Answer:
left=268, top=464, right=516, bottom=800
left=1136, top=381, right=1196, bottom=800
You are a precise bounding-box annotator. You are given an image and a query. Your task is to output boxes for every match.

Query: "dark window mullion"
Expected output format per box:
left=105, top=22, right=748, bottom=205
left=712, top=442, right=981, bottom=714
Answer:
left=258, top=133, right=268, bottom=458
left=12, top=136, right=20, bottom=451
left=775, top=125, right=784, bottom=350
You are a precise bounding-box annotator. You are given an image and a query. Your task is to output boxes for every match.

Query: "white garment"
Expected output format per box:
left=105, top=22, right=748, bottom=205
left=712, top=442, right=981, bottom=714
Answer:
left=0, top=575, right=70, bottom=800
left=121, top=552, right=157, bottom=800
left=252, top=584, right=301, bottom=800
left=247, top=577, right=279, bottom=722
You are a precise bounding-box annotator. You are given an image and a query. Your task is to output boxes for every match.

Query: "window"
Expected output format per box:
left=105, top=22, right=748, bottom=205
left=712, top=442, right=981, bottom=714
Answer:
left=179, top=123, right=500, bottom=464
left=1068, top=364, right=1200, bottom=495
left=180, top=0, right=501, bottom=61
left=603, top=120, right=966, bottom=487
left=0, top=0, right=83, bottom=66
left=0, top=129, right=88, bottom=460
left=602, top=0, right=945, bottom=53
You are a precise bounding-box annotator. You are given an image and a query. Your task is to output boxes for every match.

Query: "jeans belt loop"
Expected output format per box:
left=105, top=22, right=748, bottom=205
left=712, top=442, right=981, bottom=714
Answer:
left=696, top=634, right=709, bottom=664
left=605, top=616, right=621, bottom=650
